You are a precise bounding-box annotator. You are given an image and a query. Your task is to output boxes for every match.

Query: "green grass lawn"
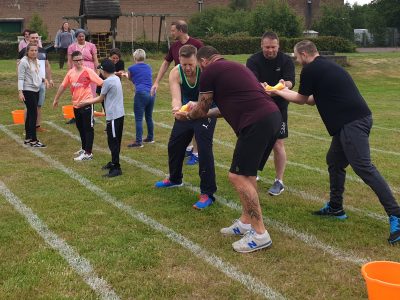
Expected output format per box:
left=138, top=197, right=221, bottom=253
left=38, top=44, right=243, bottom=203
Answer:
left=0, top=51, right=399, bottom=299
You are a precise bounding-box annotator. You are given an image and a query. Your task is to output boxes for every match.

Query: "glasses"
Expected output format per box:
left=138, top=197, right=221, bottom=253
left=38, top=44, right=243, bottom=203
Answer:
left=73, top=59, right=83, bottom=62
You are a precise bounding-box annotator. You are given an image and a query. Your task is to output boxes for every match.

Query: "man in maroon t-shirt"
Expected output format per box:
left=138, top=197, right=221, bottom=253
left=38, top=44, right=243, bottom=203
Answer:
left=175, top=46, right=281, bottom=253
left=150, top=20, right=203, bottom=96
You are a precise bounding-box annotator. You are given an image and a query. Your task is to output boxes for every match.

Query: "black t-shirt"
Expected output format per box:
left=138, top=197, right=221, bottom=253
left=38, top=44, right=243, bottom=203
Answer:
left=298, top=56, right=371, bottom=136
left=96, top=59, right=125, bottom=94
left=246, top=51, right=295, bottom=109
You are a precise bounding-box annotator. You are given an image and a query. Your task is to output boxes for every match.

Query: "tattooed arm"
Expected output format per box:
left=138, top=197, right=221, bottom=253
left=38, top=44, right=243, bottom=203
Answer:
left=174, top=92, right=216, bottom=121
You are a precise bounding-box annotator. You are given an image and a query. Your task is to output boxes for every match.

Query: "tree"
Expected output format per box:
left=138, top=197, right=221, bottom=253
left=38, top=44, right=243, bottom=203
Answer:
left=28, top=13, right=48, bottom=41
left=248, top=0, right=302, bottom=37
left=313, top=4, right=353, bottom=40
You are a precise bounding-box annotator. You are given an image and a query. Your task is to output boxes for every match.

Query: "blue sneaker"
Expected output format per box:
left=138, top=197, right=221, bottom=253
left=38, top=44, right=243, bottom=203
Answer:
left=193, top=194, right=213, bottom=210
left=186, top=154, right=199, bottom=165
left=388, top=215, right=400, bottom=245
left=312, top=202, right=348, bottom=220
left=155, top=179, right=183, bottom=188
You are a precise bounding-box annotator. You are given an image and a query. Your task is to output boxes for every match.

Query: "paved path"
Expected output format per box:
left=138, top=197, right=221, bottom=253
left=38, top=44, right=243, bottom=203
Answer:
left=357, top=47, right=400, bottom=52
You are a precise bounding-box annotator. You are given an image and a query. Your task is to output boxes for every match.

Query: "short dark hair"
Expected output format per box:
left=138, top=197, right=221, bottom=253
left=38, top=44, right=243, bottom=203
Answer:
left=261, top=31, right=278, bottom=41
left=22, top=29, right=31, bottom=35
left=294, top=40, right=318, bottom=55
left=179, top=44, right=197, bottom=58
left=29, top=31, right=38, bottom=36
left=109, top=48, right=121, bottom=58
left=196, top=46, right=219, bottom=60
left=71, top=50, right=82, bottom=59
left=171, top=20, right=188, bottom=34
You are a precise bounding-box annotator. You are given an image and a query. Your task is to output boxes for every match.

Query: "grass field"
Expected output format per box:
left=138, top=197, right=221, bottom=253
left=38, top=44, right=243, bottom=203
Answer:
left=0, top=51, right=399, bottom=299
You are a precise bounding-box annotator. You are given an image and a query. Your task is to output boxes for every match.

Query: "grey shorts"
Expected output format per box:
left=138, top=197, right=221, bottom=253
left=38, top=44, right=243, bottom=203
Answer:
left=38, top=82, right=46, bottom=107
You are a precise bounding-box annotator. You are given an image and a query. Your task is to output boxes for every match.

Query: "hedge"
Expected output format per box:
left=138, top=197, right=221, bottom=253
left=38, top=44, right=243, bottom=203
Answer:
left=0, top=36, right=355, bottom=59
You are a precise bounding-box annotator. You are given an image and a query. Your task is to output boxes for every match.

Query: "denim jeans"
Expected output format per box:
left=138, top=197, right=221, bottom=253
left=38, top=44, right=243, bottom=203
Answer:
left=134, top=91, right=155, bottom=143
left=327, top=115, right=400, bottom=216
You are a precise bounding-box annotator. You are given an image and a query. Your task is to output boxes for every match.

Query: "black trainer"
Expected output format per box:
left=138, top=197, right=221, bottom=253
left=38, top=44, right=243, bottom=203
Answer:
left=313, top=202, right=348, bottom=220
left=101, top=162, right=114, bottom=170
left=143, top=138, right=154, bottom=143
left=103, top=168, right=122, bottom=178
left=66, top=118, right=76, bottom=124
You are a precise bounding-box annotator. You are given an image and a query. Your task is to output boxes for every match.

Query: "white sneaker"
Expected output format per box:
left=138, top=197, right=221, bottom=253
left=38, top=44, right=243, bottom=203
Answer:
left=232, top=229, right=272, bottom=253
left=74, top=149, right=85, bottom=156
left=74, top=152, right=93, bottom=161
left=220, top=219, right=251, bottom=236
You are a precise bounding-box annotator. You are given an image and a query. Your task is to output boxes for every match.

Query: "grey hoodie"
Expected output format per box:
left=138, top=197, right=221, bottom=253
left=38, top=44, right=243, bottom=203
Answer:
left=18, top=56, right=43, bottom=92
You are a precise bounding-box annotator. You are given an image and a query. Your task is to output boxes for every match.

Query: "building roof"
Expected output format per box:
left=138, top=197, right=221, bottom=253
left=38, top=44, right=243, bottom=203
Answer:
left=79, top=0, right=121, bottom=18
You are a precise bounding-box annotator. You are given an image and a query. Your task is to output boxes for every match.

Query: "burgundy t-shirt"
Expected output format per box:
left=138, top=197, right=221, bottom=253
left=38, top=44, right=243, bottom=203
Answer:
left=199, top=59, right=278, bottom=134
left=165, top=37, right=204, bottom=65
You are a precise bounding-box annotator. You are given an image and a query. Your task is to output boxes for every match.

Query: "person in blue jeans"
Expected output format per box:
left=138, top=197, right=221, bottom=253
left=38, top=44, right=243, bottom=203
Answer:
left=126, top=49, right=155, bottom=148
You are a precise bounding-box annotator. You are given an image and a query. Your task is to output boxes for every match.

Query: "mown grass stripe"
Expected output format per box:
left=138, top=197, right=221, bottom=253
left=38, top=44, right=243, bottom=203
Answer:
left=117, top=120, right=388, bottom=224
left=151, top=119, right=399, bottom=195
left=1, top=124, right=286, bottom=300
left=45, top=121, right=370, bottom=266
left=0, top=181, right=120, bottom=300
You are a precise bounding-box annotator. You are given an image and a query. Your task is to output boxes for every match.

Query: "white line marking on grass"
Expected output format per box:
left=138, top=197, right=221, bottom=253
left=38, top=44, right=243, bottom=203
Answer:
left=117, top=122, right=388, bottom=223
left=150, top=120, right=400, bottom=194
left=0, top=180, right=120, bottom=300
left=374, top=125, right=400, bottom=133
left=291, top=130, right=400, bottom=157
left=45, top=121, right=371, bottom=267
left=2, top=125, right=285, bottom=300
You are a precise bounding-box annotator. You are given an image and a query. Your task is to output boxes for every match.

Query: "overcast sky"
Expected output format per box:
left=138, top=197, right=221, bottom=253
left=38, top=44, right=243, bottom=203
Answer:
left=345, top=0, right=373, bottom=6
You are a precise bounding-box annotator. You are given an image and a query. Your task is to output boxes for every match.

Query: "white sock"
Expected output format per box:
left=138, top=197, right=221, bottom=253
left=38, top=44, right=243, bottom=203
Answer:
left=192, top=152, right=198, bottom=157
left=238, top=220, right=251, bottom=229
left=275, top=179, right=283, bottom=185
left=255, top=231, right=269, bottom=238
left=186, top=146, right=193, bottom=151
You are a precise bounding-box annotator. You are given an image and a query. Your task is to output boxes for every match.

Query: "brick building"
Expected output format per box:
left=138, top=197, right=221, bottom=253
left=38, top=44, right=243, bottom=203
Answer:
left=0, top=0, right=342, bottom=42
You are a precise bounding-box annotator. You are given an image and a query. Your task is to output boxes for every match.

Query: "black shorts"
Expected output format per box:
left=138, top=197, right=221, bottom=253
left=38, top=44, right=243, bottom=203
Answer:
left=230, top=111, right=281, bottom=176
left=277, top=103, right=288, bottom=139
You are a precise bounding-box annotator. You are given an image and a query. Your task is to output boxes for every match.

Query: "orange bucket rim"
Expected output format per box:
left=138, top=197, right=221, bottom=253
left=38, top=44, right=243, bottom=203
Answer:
left=362, top=261, right=400, bottom=288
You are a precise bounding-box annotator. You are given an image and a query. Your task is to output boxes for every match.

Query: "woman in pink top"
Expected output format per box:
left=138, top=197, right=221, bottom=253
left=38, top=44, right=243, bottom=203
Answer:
left=67, top=29, right=99, bottom=96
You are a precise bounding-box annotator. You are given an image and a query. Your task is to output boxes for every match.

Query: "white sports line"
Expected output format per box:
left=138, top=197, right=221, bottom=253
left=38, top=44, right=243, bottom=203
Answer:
left=150, top=119, right=399, bottom=195
left=117, top=121, right=388, bottom=223
left=0, top=125, right=286, bottom=300
left=0, top=181, right=120, bottom=300
left=44, top=121, right=370, bottom=266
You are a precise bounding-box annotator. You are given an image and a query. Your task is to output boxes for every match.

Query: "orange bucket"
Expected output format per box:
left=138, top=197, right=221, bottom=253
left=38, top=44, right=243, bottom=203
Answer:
left=62, top=105, right=75, bottom=119
left=11, top=110, right=25, bottom=124
left=361, top=261, right=400, bottom=299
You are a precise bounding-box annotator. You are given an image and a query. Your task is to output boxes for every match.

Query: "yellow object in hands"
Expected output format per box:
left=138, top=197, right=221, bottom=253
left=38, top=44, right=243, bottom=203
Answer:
left=265, top=82, right=285, bottom=91
left=179, top=104, right=190, bottom=112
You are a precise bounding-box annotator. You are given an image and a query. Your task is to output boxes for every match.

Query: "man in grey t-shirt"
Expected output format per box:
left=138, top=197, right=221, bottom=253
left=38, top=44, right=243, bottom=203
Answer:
left=78, top=59, right=125, bottom=177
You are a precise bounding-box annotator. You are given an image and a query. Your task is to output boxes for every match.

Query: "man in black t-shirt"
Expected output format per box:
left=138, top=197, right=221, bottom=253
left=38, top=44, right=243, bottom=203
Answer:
left=270, top=40, right=400, bottom=245
left=247, top=31, right=295, bottom=196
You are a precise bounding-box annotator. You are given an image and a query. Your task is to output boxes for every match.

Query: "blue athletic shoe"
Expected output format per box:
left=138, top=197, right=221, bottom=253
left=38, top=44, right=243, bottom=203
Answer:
left=155, top=179, right=183, bottom=188
left=186, top=154, right=199, bottom=165
left=193, top=194, right=214, bottom=210
left=388, top=215, right=400, bottom=245
left=312, top=202, right=348, bottom=220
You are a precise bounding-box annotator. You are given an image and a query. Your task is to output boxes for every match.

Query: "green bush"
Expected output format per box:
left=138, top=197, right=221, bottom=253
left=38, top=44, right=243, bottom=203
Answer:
left=0, top=32, right=20, bottom=41
left=202, top=36, right=356, bottom=54
left=0, top=42, right=19, bottom=59
left=248, top=0, right=303, bottom=38
left=29, top=13, right=48, bottom=41
left=189, top=7, right=250, bottom=38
